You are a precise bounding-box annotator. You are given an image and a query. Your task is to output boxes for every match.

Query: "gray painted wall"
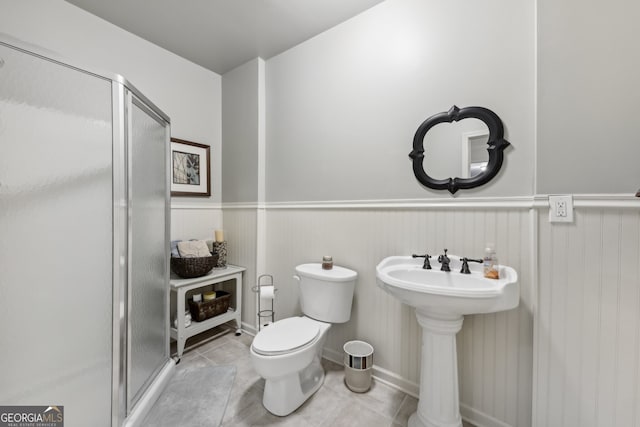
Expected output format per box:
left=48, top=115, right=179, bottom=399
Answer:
left=222, top=58, right=260, bottom=203
left=266, top=0, right=535, bottom=202
left=0, top=0, right=223, bottom=206
left=537, top=0, right=640, bottom=194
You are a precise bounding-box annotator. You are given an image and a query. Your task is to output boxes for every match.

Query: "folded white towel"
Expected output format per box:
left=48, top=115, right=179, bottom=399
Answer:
left=177, top=240, right=211, bottom=258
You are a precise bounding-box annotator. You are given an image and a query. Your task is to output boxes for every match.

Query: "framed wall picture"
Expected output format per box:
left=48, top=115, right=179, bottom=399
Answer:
left=170, top=137, right=211, bottom=197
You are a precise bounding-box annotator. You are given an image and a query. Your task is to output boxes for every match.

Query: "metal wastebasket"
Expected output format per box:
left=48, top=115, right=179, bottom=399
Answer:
left=343, top=340, right=374, bottom=393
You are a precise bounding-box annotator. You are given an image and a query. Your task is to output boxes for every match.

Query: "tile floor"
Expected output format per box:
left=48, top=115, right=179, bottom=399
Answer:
left=173, top=324, right=474, bottom=427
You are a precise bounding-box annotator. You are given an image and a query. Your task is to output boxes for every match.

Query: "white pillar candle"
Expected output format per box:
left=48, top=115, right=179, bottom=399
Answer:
left=215, top=229, right=224, bottom=242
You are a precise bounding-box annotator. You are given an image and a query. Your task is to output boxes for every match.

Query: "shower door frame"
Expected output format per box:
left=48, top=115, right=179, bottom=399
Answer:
left=0, top=35, right=173, bottom=427
left=112, top=81, right=173, bottom=426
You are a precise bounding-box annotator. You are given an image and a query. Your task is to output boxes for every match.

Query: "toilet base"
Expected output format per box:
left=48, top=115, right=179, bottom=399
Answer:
left=263, top=355, right=325, bottom=416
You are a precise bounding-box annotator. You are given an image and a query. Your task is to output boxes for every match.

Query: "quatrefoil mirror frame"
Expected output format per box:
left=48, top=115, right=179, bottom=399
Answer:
left=409, top=105, right=510, bottom=194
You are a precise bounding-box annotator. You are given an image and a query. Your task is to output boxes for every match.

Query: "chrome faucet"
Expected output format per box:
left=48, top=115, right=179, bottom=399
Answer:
left=412, top=253, right=432, bottom=269
left=437, top=249, right=451, bottom=272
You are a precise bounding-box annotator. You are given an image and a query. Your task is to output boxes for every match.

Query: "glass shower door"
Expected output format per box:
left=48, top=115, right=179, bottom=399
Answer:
left=0, top=43, right=113, bottom=426
left=127, top=94, right=170, bottom=409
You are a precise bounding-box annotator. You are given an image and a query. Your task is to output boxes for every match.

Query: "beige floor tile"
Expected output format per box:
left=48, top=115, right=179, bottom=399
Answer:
left=234, top=330, right=255, bottom=347
left=221, top=382, right=264, bottom=426
left=201, top=336, right=252, bottom=365
left=292, top=382, right=352, bottom=426
left=320, top=400, right=395, bottom=427
left=320, top=358, right=348, bottom=390
left=177, top=326, right=478, bottom=427
left=176, top=351, right=215, bottom=369
left=171, top=324, right=229, bottom=355
left=223, top=390, right=316, bottom=427
left=191, top=327, right=235, bottom=353
left=392, top=395, right=418, bottom=426
left=320, top=359, right=405, bottom=421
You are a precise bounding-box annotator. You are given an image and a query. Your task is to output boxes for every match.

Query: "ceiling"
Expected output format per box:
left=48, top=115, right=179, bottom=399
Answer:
left=65, top=0, right=387, bottom=75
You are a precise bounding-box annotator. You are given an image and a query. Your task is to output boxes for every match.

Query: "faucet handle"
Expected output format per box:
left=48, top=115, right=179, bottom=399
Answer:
left=460, top=257, right=483, bottom=274
left=437, top=249, right=450, bottom=271
left=412, top=253, right=432, bottom=269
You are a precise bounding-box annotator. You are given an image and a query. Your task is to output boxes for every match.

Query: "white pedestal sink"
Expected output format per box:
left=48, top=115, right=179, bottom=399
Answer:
left=376, top=255, right=519, bottom=427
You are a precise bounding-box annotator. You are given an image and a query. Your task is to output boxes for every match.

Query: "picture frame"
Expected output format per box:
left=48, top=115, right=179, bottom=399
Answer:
left=170, top=137, right=211, bottom=197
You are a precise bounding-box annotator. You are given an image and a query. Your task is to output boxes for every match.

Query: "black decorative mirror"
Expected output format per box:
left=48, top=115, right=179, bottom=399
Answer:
left=409, top=105, right=510, bottom=194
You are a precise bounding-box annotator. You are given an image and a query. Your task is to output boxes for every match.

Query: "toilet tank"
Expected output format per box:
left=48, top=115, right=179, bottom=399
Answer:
left=295, top=263, right=357, bottom=323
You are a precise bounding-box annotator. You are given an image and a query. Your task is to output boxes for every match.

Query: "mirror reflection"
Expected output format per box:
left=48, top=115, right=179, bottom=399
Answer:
left=422, top=119, right=488, bottom=181
left=464, top=131, right=489, bottom=178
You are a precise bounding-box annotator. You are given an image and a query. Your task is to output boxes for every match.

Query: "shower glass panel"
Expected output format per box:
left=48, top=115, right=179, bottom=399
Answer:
left=0, top=43, right=113, bottom=426
left=127, top=96, right=169, bottom=409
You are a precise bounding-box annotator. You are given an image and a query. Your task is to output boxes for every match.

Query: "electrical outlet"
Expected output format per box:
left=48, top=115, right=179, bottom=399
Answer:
left=549, top=195, right=573, bottom=223
left=556, top=200, right=567, bottom=217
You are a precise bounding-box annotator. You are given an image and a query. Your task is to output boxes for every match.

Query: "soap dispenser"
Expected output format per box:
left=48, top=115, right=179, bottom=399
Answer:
left=483, top=244, right=500, bottom=280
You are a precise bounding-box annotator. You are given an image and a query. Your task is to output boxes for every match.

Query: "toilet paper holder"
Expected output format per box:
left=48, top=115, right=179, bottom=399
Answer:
left=252, top=274, right=277, bottom=331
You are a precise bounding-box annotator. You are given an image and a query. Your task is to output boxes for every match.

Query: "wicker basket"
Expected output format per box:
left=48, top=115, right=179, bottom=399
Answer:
left=171, top=254, right=218, bottom=279
left=189, top=291, right=230, bottom=322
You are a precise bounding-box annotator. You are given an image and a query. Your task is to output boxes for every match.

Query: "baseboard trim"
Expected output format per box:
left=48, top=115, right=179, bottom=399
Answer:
left=460, top=403, right=513, bottom=427
left=240, top=321, right=257, bottom=336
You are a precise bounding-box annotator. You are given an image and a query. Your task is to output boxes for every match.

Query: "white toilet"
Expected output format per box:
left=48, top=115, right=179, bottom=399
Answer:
left=250, top=263, right=357, bottom=416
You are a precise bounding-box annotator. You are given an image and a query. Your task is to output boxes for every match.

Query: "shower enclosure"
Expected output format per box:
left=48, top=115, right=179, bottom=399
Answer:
left=0, top=37, right=173, bottom=426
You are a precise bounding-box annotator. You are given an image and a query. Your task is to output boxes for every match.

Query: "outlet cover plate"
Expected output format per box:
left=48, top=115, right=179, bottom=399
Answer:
left=549, top=195, right=574, bottom=223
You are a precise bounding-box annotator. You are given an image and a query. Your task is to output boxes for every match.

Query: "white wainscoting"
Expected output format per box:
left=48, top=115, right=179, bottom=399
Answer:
left=535, top=207, right=640, bottom=427
left=170, top=203, right=222, bottom=241
left=260, top=206, right=534, bottom=427
left=221, top=196, right=640, bottom=427
left=222, top=208, right=258, bottom=327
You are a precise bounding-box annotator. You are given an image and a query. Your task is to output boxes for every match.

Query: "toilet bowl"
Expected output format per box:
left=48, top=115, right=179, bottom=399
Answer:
left=250, top=316, right=330, bottom=416
left=250, top=263, right=357, bottom=416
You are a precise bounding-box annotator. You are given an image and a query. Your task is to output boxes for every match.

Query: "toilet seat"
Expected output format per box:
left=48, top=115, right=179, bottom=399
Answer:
left=252, top=317, right=320, bottom=356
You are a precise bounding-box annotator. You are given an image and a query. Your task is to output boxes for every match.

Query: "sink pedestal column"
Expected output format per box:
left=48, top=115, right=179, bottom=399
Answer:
left=409, top=309, right=464, bottom=427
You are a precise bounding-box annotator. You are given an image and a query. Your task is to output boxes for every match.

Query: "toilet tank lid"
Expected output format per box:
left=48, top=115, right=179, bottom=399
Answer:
left=295, top=263, right=357, bottom=282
